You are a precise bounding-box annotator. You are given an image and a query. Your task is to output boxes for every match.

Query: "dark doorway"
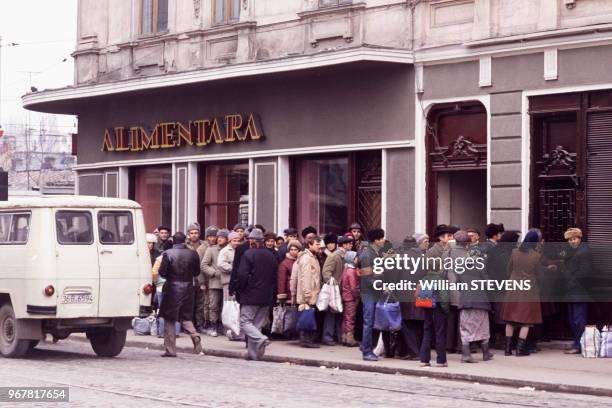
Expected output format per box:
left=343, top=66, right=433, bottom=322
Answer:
left=426, top=101, right=488, bottom=234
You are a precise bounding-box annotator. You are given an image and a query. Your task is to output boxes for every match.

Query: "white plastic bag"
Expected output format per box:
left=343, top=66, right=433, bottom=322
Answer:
left=132, top=317, right=151, bottom=335
left=316, top=281, right=332, bottom=312
left=222, top=299, right=241, bottom=336
left=599, top=326, right=612, bottom=358
left=271, top=305, right=286, bottom=334
left=328, top=278, right=343, bottom=313
left=149, top=315, right=158, bottom=336
left=580, top=325, right=601, bottom=358
left=373, top=333, right=385, bottom=356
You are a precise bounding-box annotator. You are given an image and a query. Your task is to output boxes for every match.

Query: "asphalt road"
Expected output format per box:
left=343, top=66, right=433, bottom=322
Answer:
left=0, top=339, right=610, bottom=407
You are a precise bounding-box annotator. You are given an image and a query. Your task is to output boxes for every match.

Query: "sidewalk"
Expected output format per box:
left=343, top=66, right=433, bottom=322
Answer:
left=70, top=331, right=612, bottom=397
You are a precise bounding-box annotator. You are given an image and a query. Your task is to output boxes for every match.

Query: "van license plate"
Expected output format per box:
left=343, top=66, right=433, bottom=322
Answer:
left=60, top=294, right=94, bottom=304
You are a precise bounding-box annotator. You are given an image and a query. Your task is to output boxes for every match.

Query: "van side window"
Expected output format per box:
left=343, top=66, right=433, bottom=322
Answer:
left=0, top=213, right=30, bottom=244
left=56, top=211, right=94, bottom=245
left=98, top=212, right=134, bottom=244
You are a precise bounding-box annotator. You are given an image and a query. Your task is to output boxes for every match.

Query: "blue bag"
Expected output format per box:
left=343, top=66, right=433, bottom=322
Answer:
left=157, top=317, right=181, bottom=337
left=373, top=298, right=402, bottom=332
left=296, top=307, right=317, bottom=331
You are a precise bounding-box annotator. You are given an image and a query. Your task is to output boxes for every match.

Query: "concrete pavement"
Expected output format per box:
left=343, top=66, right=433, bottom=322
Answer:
left=68, top=331, right=612, bottom=397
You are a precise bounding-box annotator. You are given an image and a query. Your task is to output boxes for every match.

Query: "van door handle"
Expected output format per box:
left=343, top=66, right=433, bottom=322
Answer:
left=100, top=249, right=113, bottom=255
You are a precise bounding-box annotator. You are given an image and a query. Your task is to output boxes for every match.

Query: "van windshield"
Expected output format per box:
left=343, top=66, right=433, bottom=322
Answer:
left=56, top=211, right=94, bottom=245
left=98, top=211, right=134, bottom=244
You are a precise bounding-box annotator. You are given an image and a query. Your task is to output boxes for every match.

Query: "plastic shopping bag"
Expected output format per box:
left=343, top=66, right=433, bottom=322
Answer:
left=221, top=299, right=241, bottom=336
left=580, top=325, right=601, bottom=358
left=271, top=305, right=287, bottom=334
left=328, top=277, right=343, bottom=313
left=316, top=282, right=331, bottom=312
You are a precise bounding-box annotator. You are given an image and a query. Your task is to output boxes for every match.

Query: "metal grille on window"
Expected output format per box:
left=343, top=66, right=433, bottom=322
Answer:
left=356, top=151, right=381, bottom=233
left=538, top=189, right=576, bottom=243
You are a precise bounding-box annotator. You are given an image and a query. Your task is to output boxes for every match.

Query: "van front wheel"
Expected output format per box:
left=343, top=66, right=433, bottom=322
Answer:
left=0, top=304, right=31, bottom=358
left=88, top=328, right=126, bottom=357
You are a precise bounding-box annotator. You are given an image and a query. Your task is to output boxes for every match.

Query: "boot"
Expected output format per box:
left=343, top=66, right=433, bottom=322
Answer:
left=461, top=344, right=477, bottom=363
left=192, top=335, right=203, bottom=354
left=481, top=340, right=494, bottom=361
left=344, top=332, right=359, bottom=347
left=504, top=336, right=513, bottom=356
left=516, top=338, right=530, bottom=356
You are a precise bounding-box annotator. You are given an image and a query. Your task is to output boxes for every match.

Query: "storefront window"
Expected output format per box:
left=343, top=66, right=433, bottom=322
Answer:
left=202, top=163, right=249, bottom=229
left=131, top=166, right=172, bottom=232
left=293, top=156, right=348, bottom=235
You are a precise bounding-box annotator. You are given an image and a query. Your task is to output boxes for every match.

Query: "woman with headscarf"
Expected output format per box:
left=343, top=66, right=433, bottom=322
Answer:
left=501, top=230, right=543, bottom=356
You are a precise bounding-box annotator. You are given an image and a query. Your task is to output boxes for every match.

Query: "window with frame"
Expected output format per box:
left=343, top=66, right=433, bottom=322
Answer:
left=55, top=211, right=94, bottom=245
left=201, top=162, right=249, bottom=229
left=0, top=213, right=31, bottom=244
left=98, top=212, right=135, bottom=245
left=141, top=0, right=168, bottom=35
left=319, top=0, right=353, bottom=7
left=213, top=0, right=240, bottom=25
left=130, top=165, right=172, bottom=233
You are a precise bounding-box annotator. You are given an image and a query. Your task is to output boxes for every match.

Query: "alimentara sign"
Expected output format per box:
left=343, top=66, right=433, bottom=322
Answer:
left=101, top=113, right=263, bottom=152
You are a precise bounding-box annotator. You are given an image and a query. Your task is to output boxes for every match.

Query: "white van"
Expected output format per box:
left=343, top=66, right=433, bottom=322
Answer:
left=0, top=195, right=153, bottom=358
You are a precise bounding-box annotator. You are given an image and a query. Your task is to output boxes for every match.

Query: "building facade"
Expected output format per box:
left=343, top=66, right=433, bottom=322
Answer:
left=22, top=0, right=612, bottom=249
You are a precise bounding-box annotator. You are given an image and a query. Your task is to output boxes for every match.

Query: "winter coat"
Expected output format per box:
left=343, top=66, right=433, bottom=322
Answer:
left=158, top=243, right=200, bottom=321
left=291, top=249, right=321, bottom=306
left=234, top=246, right=278, bottom=306
left=563, top=243, right=592, bottom=302
left=187, top=239, right=206, bottom=254
left=322, top=247, right=346, bottom=283
left=149, top=248, right=161, bottom=267
left=426, top=241, right=447, bottom=271
left=201, top=245, right=224, bottom=289
left=217, top=245, right=235, bottom=288
left=155, top=238, right=173, bottom=253
left=502, top=248, right=542, bottom=325
left=277, top=254, right=296, bottom=302
left=455, top=246, right=491, bottom=311
left=229, top=241, right=250, bottom=296
left=399, top=247, right=426, bottom=321
left=341, top=265, right=360, bottom=302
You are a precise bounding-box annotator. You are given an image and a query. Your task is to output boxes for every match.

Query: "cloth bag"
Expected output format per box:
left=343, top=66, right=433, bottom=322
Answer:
left=283, top=305, right=299, bottom=336
left=297, top=306, right=317, bottom=331
left=373, top=297, right=402, bottom=332
left=271, top=305, right=287, bottom=334
left=328, top=277, right=343, bottom=313
left=580, top=325, right=601, bottom=358
left=415, top=284, right=436, bottom=308
left=599, top=326, right=612, bottom=358
left=316, top=282, right=332, bottom=312
left=221, top=299, right=241, bottom=336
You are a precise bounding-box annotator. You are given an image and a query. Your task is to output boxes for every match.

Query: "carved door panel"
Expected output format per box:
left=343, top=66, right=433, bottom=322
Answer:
left=531, top=112, right=584, bottom=242
left=426, top=102, right=488, bottom=233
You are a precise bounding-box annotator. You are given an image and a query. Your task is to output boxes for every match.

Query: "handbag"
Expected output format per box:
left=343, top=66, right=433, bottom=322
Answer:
left=599, top=326, right=612, bottom=358
left=415, top=283, right=436, bottom=309
left=296, top=306, right=317, bottom=331
left=316, top=281, right=332, bottom=312
left=271, top=305, right=287, bottom=334
left=373, top=296, right=402, bottom=332
left=328, top=277, right=344, bottom=313
left=221, top=299, right=241, bottom=336
left=580, top=325, right=601, bottom=358
left=283, top=305, right=299, bottom=336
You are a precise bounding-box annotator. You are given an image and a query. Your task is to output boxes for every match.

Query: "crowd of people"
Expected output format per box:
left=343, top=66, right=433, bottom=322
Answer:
left=145, top=221, right=592, bottom=365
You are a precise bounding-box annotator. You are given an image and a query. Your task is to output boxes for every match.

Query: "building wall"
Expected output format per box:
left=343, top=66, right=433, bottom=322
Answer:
left=76, top=63, right=414, bottom=165
left=385, top=147, right=414, bottom=242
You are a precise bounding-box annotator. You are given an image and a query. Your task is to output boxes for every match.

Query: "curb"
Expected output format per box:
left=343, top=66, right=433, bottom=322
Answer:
left=68, top=336, right=612, bottom=398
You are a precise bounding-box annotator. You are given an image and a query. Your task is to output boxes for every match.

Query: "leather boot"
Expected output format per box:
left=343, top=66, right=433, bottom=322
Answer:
left=481, top=340, right=494, bottom=361
left=504, top=336, right=513, bottom=356
left=516, top=338, right=530, bottom=356
left=344, top=331, right=359, bottom=347
left=461, top=344, right=477, bottom=363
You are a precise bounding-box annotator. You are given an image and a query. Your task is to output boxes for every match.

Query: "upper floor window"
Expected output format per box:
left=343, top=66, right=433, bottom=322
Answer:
left=213, top=0, right=240, bottom=25
left=319, top=0, right=352, bottom=7
left=141, top=0, right=168, bottom=35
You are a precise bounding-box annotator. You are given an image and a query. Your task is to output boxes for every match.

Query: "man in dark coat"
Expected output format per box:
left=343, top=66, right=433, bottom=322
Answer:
left=229, top=224, right=266, bottom=297
left=158, top=232, right=203, bottom=357
left=235, top=229, right=278, bottom=360
left=562, top=227, right=592, bottom=354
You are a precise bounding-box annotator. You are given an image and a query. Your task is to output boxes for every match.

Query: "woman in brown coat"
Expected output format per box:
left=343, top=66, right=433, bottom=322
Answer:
left=502, top=230, right=542, bottom=356
left=277, top=240, right=301, bottom=303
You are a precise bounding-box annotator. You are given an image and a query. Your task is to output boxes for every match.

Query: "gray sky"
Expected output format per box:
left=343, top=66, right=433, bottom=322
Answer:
left=0, top=0, right=77, bottom=132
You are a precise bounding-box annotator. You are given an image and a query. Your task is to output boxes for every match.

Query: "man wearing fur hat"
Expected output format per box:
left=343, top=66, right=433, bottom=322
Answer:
left=358, top=228, right=386, bottom=361
left=321, top=235, right=348, bottom=346
left=562, top=227, right=592, bottom=355
left=185, top=223, right=205, bottom=252
left=194, top=226, right=218, bottom=334
left=349, top=222, right=365, bottom=253
left=201, top=229, right=229, bottom=337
